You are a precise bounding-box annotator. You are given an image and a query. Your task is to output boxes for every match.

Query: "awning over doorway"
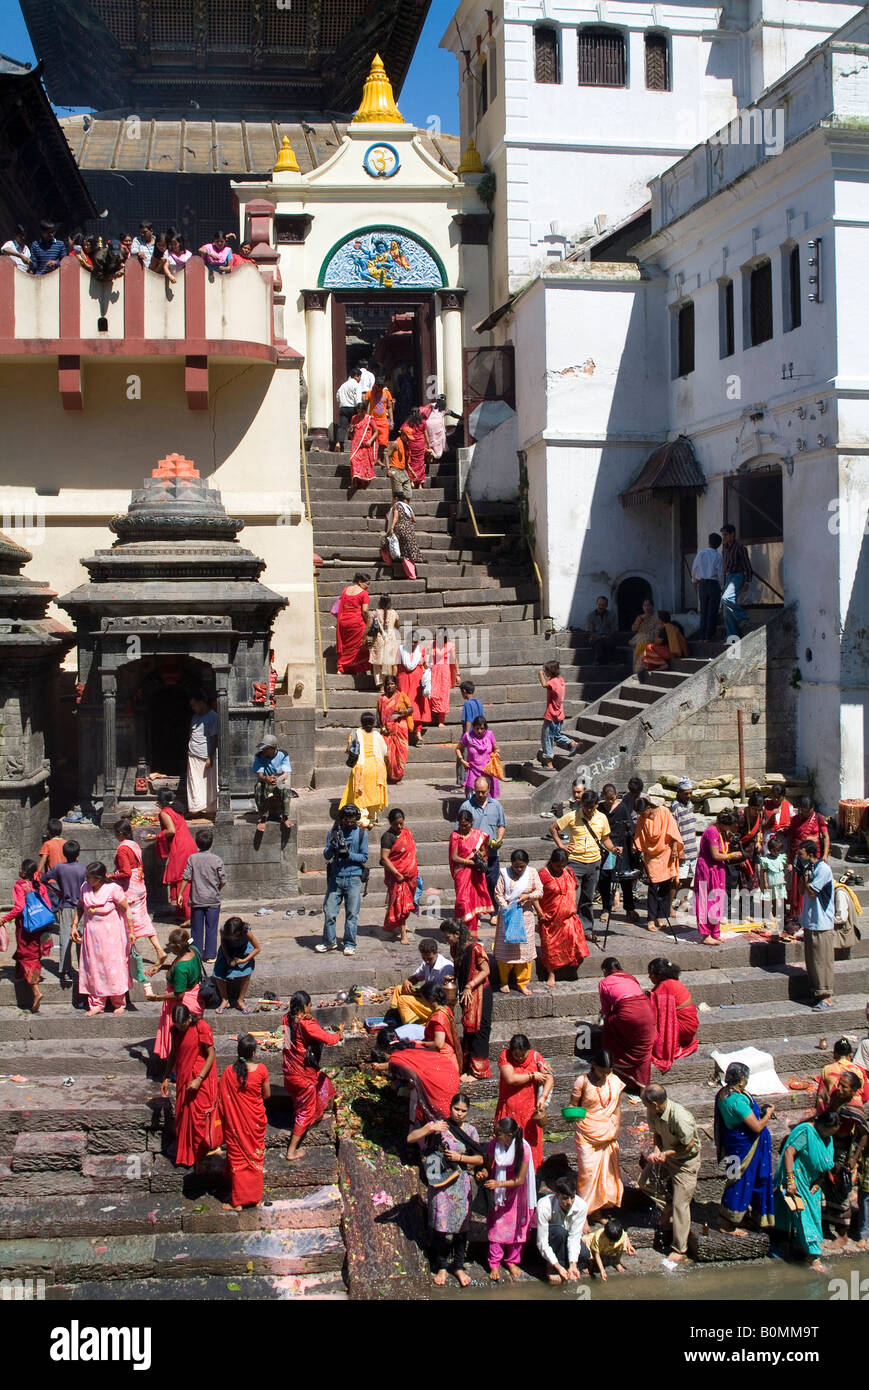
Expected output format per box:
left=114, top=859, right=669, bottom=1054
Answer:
left=619, top=434, right=706, bottom=508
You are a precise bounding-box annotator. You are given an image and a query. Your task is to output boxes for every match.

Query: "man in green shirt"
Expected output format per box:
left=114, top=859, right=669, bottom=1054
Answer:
left=640, top=1083, right=701, bottom=1263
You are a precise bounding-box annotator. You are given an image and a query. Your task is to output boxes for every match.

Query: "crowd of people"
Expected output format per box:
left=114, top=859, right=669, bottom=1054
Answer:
left=2, top=220, right=257, bottom=284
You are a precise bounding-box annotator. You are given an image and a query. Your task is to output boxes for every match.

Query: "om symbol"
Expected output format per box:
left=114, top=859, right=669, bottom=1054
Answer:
left=363, top=143, right=399, bottom=178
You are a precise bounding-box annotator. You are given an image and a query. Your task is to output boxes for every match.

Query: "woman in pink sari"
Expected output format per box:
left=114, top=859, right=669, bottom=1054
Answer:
left=569, top=1049, right=625, bottom=1216
left=599, top=957, right=656, bottom=1092
left=429, top=633, right=460, bottom=728
left=484, top=1116, right=536, bottom=1282
left=154, top=789, right=197, bottom=922
left=449, top=809, right=493, bottom=932
left=694, top=810, right=743, bottom=943
left=647, top=958, right=699, bottom=1072
left=71, top=861, right=135, bottom=1016
left=457, top=716, right=501, bottom=798
left=347, top=409, right=378, bottom=487
left=111, top=818, right=165, bottom=966
left=786, top=797, right=831, bottom=926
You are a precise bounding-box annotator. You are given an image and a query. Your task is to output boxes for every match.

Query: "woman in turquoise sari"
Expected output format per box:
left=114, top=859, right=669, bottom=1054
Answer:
left=715, top=1062, right=776, bottom=1234
left=774, top=1111, right=840, bottom=1271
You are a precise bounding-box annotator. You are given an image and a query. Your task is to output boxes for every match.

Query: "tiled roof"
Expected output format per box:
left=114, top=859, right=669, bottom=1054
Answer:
left=620, top=435, right=706, bottom=508
left=60, top=115, right=460, bottom=177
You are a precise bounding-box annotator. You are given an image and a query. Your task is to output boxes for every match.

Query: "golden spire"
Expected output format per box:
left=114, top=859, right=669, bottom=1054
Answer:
left=273, top=135, right=300, bottom=173
left=352, top=53, right=404, bottom=124
left=457, top=139, right=485, bottom=175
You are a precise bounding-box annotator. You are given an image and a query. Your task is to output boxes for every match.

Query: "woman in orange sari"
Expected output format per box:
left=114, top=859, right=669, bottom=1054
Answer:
left=335, top=573, right=371, bottom=674
left=161, top=1003, right=219, bottom=1167
left=441, top=918, right=492, bottom=1080
left=429, top=631, right=460, bottom=728
left=535, top=848, right=589, bottom=987
left=449, top=808, right=492, bottom=932
left=817, top=1038, right=869, bottom=1109
left=218, top=1034, right=271, bottom=1210
left=347, top=408, right=378, bottom=487
left=495, top=1032, right=554, bottom=1171
left=378, top=674, right=413, bottom=782
left=420, top=984, right=464, bottom=1073
left=569, top=1049, right=625, bottom=1216
left=364, top=375, right=394, bottom=460
left=380, top=807, right=418, bottom=945
left=283, top=991, right=344, bottom=1161
left=647, top=958, right=699, bottom=1072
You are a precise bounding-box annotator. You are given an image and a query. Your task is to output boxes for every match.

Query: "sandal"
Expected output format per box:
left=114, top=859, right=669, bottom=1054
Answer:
left=216, top=1002, right=230, bottom=1014
left=235, top=1003, right=252, bottom=1014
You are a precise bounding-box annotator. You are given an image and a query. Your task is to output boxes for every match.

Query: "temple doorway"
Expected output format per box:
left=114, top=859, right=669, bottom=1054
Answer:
left=116, top=656, right=214, bottom=794
left=616, top=576, right=654, bottom=629
left=332, top=293, right=435, bottom=431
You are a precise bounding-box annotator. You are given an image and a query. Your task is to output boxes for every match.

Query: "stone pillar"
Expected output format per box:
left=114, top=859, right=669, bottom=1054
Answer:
left=303, top=289, right=331, bottom=448
left=214, top=665, right=232, bottom=825
left=437, top=289, right=466, bottom=418
left=101, top=670, right=118, bottom=817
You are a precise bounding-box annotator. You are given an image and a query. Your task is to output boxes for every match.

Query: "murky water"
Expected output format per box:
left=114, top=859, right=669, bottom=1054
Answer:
left=427, top=1250, right=869, bottom=1302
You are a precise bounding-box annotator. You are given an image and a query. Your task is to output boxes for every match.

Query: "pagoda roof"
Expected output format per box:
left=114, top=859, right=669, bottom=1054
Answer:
left=21, top=0, right=432, bottom=117
left=60, top=115, right=460, bottom=177
left=0, top=61, right=98, bottom=229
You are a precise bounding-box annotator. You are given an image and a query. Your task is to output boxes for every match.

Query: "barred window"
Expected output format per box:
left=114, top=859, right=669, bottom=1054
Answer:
left=785, top=245, right=801, bottom=331
left=535, top=27, right=560, bottom=84
left=749, top=260, right=773, bottom=345
left=644, top=32, right=670, bottom=91
left=677, top=302, right=695, bottom=377
left=577, top=26, right=626, bottom=88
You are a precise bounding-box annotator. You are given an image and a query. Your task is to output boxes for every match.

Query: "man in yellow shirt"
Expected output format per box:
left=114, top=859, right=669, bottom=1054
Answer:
left=550, top=788, right=618, bottom=938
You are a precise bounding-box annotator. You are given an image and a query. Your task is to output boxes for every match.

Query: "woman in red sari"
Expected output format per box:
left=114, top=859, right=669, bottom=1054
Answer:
left=420, top=984, right=465, bottom=1074
left=647, top=958, right=699, bottom=1073
left=599, top=956, right=656, bottom=1092
left=786, top=797, right=831, bottom=926
left=397, top=633, right=430, bottom=740
left=535, top=848, right=589, bottom=987
left=441, top=918, right=492, bottom=1080
left=373, top=1035, right=460, bottom=1123
left=218, top=1034, right=271, bottom=1210
left=495, top=1033, right=554, bottom=1172
left=283, top=991, right=344, bottom=1161
left=0, top=859, right=52, bottom=1013
left=335, top=573, right=371, bottom=675
left=402, top=409, right=428, bottom=487
left=380, top=807, right=418, bottom=945
left=154, top=789, right=197, bottom=922
left=347, top=409, right=378, bottom=487
left=378, top=674, right=413, bottom=782
left=428, top=632, right=459, bottom=728
left=161, top=1003, right=219, bottom=1167
left=449, top=808, right=492, bottom=933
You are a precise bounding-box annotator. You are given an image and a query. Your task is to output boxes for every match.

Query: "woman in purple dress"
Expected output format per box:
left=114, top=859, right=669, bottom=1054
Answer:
left=693, top=810, right=743, bottom=944
left=457, top=716, right=502, bottom=798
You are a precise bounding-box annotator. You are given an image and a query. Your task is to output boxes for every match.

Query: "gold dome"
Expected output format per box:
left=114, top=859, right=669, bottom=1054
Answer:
left=457, top=139, right=485, bottom=175
left=273, top=135, right=300, bottom=173
left=351, top=53, right=404, bottom=124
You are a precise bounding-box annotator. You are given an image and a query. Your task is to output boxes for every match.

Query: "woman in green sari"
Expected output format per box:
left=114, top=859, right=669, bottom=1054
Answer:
left=774, top=1111, right=840, bottom=1271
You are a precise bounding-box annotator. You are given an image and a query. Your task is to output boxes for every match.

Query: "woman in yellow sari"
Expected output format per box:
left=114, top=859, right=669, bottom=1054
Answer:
left=569, top=1048, right=625, bottom=1217
left=339, top=710, right=388, bottom=827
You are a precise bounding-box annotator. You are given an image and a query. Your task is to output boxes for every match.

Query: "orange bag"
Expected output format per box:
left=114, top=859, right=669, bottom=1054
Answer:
left=483, top=751, right=505, bottom=781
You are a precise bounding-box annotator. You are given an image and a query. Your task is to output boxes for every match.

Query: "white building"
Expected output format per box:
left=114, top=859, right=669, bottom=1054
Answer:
left=442, top=0, right=869, bottom=802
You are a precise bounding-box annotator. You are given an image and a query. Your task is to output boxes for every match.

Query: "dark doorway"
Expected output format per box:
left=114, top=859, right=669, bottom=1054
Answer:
left=116, top=656, right=214, bottom=791
left=331, top=293, right=435, bottom=434
left=617, top=575, right=654, bottom=629
left=149, top=682, right=193, bottom=777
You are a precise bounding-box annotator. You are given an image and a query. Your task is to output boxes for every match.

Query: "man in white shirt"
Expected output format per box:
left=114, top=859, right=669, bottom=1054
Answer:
left=536, top=1174, right=590, bottom=1282
left=1, top=227, right=31, bottom=272
left=187, top=692, right=218, bottom=817
left=334, top=367, right=363, bottom=452
left=130, top=222, right=156, bottom=268
left=357, top=358, right=375, bottom=395
left=691, top=531, right=726, bottom=640
left=407, top=939, right=454, bottom=989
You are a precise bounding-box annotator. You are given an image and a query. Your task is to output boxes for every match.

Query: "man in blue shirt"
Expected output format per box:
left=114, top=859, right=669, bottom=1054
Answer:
left=318, top=804, right=368, bottom=956
left=30, top=221, right=67, bottom=275
left=458, top=776, right=506, bottom=918
left=252, top=740, right=293, bottom=832
left=798, top=839, right=836, bottom=1010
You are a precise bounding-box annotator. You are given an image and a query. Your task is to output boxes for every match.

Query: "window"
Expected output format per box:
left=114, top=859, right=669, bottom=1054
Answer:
left=535, top=26, right=561, bottom=83
left=644, top=32, right=670, bottom=90
left=676, top=301, right=695, bottom=377
left=783, top=244, right=801, bottom=331
left=719, top=278, right=735, bottom=358
left=725, top=470, right=783, bottom=543
left=748, top=259, right=773, bottom=345
left=479, top=58, right=488, bottom=115
left=577, top=26, right=626, bottom=87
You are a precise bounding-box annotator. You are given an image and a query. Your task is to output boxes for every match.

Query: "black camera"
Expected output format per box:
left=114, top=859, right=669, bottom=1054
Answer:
left=329, top=825, right=350, bottom=856
left=793, top=856, right=811, bottom=879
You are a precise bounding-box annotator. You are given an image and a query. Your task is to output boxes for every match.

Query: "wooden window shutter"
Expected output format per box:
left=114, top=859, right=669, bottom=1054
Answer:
left=535, top=27, right=560, bottom=84
left=644, top=32, right=669, bottom=91
left=577, top=26, right=626, bottom=88
left=750, top=261, right=773, bottom=345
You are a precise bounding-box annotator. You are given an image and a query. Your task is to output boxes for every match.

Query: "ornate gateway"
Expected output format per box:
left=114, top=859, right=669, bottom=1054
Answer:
left=320, top=226, right=446, bottom=290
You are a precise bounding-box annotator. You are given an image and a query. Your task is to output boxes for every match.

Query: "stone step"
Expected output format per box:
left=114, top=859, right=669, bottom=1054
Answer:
left=0, top=1185, right=343, bottom=1240
left=597, top=698, right=652, bottom=723
left=312, top=499, right=455, bottom=519
left=0, top=1225, right=345, bottom=1282
left=47, top=1272, right=348, bottom=1300
left=574, top=713, right=624, bottom=738
left=11, top=1131, right=87, bottom=1172
left=318, top=585, right=538, bottom=613
left=316, top=718, right=547, bottom=747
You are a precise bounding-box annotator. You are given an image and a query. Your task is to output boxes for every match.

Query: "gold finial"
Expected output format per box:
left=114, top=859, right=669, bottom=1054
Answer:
left=273, top=135, right=300, bottom=173
left=457, top=139, right=485, bottom=175
left=351, top=53, right=404, bottom=124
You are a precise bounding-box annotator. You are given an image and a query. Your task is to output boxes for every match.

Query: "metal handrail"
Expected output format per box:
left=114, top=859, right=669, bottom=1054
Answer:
left=464, top=492, right=505, bottom=539
left=682, top=552, right=784, bottom=605
left=300, top=423, right=329, bottom=716
left=463, top=493, right=553, bottom=633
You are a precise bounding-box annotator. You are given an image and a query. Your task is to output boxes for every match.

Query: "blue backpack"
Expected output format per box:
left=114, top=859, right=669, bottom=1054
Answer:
left=22, top=890, right=56, bottom=935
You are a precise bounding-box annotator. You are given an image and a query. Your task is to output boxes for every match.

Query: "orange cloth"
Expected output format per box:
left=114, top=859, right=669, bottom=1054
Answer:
left=633, top=805, right=683, bottom=882
left=662, top=622, right=689, bottom=658
left=573, top=1071, right=625, bottom=1214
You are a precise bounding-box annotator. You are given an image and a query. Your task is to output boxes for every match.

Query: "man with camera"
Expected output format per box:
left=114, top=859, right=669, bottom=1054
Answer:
left=796, top=839, right=836, bottom=1010
left=318, top=804, right=368, bottom=957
